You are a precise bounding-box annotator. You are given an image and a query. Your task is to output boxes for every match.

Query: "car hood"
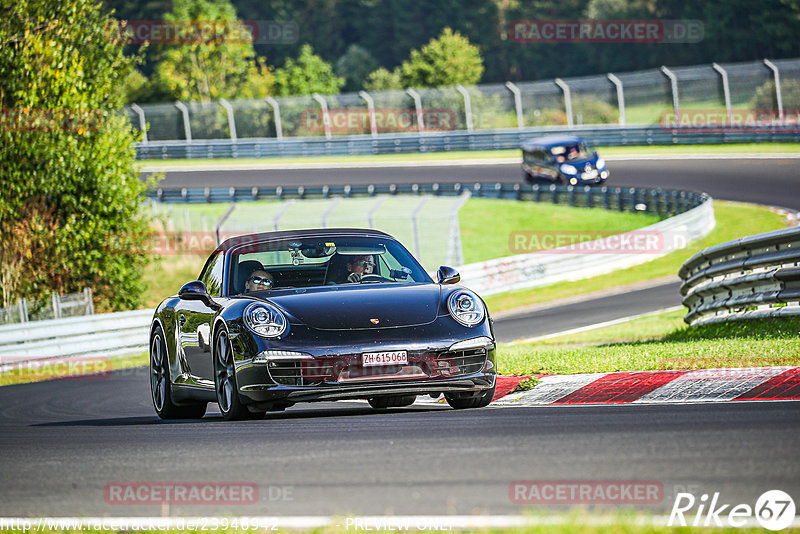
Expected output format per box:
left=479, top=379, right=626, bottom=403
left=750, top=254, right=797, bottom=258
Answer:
left=257, top=283, right=442, bottom=330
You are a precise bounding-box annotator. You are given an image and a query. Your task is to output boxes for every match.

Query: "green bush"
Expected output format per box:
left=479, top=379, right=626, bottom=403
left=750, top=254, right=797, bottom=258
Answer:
left=0, top=0, right=152, bottom=312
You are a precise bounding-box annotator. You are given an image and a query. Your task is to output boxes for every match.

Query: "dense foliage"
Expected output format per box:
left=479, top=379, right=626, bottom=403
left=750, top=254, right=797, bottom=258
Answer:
left=106, top=0, right=800, bottom=95
left=0, top=0, right=152, bottom=311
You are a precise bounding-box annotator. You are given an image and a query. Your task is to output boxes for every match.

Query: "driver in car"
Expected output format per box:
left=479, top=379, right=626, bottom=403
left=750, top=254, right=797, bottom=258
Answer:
left=345, top=255, right=374, bottom=283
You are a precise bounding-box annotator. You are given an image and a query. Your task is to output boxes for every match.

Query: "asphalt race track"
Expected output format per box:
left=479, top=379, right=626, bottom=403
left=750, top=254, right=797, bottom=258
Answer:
left=1, top=368, right=799, bottom=516
left=149, top=157, right=800, bottom=210
left=1, top=155, right=797, bottom=518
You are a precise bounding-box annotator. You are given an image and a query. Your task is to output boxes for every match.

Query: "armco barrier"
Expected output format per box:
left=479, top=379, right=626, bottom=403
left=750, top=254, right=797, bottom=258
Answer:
left=135, top=125, right=799, bottom=160
left=679, top=226, right=800, bottom=326
left=458, top=194, right=714, bottom=296
left=150, top=182, right=706, bottom=218
left=0, top=309, right=152, bottom=365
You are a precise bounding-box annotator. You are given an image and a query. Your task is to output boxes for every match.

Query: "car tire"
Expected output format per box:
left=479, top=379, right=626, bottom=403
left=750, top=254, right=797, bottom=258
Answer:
left=444, top=386, right=495, bottom=409
left=150, top=325, right=207, bottom=420
left=368, top=395, right=417, bottom=409
left=213, top=329, right=251, bottom=421
left=522, top=170, right=535, bottom=184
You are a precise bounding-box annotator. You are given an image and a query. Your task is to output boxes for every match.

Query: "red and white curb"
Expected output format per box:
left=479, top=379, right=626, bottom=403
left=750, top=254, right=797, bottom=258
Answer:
left=487, top=367, right=800, bottom=406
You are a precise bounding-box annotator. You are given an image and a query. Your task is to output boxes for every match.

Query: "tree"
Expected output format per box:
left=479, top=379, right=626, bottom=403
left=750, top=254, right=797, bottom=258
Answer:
left=0, top=0, right=153, bottom=311
left=273, top=44, right=345, bottom=96
left=335, top=44, right=379, bottom=92
left=363, top=67, right=404, bottom=91
left=398, top=28, right=484, bottom=88
left=152, top=0, right=274, bottom=102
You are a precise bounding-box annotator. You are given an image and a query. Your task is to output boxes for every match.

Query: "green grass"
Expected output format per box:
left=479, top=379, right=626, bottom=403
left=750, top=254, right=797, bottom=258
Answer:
left=0, top=352, right=148, bottom=387
left=497, top=317, right=800, bottom=377
left=137, top=142, right=800, bottom=168
left=483, top=201, right=789, bottom=315
left=459, top=199, right=663, bottom=265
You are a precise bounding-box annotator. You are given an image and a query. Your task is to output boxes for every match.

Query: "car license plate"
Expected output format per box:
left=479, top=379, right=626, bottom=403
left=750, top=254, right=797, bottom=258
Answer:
left=362, top=350, right=408, bottom=366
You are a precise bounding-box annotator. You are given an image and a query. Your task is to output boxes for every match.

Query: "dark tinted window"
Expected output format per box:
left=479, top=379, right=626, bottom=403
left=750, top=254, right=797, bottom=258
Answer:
left=199, top=251, right=224, bottom=297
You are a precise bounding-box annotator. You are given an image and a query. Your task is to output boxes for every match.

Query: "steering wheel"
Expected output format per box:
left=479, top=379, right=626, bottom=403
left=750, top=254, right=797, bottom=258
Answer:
left=359, top=274, right=391, bottom=283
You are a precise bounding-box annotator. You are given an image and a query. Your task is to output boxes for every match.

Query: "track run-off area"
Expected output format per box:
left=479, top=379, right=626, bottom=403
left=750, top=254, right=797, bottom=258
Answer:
left=0, top=154, right=798, bottom=519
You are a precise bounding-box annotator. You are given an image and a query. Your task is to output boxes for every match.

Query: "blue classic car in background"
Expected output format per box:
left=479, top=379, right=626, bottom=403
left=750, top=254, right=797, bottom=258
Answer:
left=521, top=135, right=610, bottom=186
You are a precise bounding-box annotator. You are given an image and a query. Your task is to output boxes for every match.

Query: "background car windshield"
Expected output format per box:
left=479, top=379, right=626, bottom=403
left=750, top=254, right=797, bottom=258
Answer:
left=229, top=236, right=432, bottom=291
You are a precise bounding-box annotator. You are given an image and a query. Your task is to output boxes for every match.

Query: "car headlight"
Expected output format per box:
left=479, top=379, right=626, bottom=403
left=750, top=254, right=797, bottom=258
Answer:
left=447, top=290, right=485, bottom=327
left=596, top=158, right=606, bottom=169
left=243, top=302, right=287, bottom=338
left=560, top=164, right=577, bottom=175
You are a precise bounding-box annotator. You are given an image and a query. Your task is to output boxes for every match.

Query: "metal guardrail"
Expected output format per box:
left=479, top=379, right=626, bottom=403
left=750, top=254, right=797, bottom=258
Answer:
left=680, top=226, right=800, bottom=326
left=150, top=181, right=708, bottom=217
left=136, top=125, right=800, bottom=160
left=0, top=309, right=152, bottom=364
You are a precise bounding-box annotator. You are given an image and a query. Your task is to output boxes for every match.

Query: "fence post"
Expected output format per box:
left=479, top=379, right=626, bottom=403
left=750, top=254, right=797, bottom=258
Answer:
left=265, top=97, right=283, bottom=138
left=19, top=298, right=28, bottom=323
left=406, top=89, right=425, bottom=133
left=447, top=191, right=471, bottom=267
left=130, top=103, right=148, bottom=143
left=214, top=202, right=237, bottom=245
left=411, top=197, right=430, bottom=260
left=554, top=78, right=573, bottom=128
left=606, top=73, right=626, bottom=126
left=52, top=293, right=62, bottom=320
left=660, top=66, right=680, bottom=122
left=763, top=59, right=785, bottom=123
left=358, top=90, right=378, bottom=137
left=712, top=63, right=732, bottom=126
left=174, top=101, right=192, bottom=142
left=312, top=93, right=332, bottom=139
left=455, top=84, right=474, bottom=132
left=367, top=197, right=387, bottom=228
left=320, top=198, right=342, bottom=228
left=505, top=82, right=524, bottom=128
left=85, top=287, right=94, bottom=315
left=219, top=98, right=237, bottom=141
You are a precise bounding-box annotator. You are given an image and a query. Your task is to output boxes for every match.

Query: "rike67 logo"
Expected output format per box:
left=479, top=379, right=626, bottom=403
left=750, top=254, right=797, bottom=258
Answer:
left=669, top=490, right=796, bottom=530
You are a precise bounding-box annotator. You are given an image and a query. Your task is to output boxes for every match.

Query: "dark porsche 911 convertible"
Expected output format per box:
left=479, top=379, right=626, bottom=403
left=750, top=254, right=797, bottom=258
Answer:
left=150, top=228, right=497, bottom=420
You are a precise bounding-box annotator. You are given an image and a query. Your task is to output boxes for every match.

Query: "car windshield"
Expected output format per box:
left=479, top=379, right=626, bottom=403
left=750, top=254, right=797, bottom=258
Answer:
left=551, top=142, right=592, bottom=161
left=228, top=235, right=432, bottom=294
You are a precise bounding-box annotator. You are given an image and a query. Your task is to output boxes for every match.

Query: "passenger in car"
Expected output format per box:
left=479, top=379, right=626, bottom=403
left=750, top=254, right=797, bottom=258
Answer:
left=245, top=269, right=275, bottom=292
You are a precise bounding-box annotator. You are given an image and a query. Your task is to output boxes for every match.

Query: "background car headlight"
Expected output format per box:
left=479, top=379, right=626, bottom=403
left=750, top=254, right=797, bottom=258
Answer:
left=447, top=290, right=485, bottom=327
left=243, top=302, right=287, bottom=337
left=596, top=158, right=606, bottom=169
left=560, top=164, right=577, bottom=175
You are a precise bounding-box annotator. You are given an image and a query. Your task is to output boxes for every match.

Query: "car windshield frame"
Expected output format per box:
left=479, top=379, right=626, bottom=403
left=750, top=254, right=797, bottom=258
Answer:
left=223, top=233, right=433, bottom=296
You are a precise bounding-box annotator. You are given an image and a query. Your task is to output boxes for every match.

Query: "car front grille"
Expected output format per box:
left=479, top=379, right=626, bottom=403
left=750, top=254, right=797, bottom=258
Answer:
left=266, top=348, right=488, bottom=386
left=434, top=348, right=487, bottom=377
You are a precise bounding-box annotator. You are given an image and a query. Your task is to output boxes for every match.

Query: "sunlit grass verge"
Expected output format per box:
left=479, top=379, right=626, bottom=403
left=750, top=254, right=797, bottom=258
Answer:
left=0, top=352, right=148, bottom=387
left=483, top=201, right=789, bottom=315
left=142, top=198, right=661, bottom=308
left=137, top=142, right=800, bottom=168
left=460, top=199, right=663, bottom=264
left=496, top=317, right=800, bottom=377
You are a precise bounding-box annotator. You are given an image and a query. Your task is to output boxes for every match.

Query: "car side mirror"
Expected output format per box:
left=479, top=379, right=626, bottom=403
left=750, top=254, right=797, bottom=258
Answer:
left=179, top=280, right=214, bottom=305
left=437, top=266, right=460, bottom=284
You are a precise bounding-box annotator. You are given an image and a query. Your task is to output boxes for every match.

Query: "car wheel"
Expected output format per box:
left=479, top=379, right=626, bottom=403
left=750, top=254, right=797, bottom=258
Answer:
left=444, top=386, right=495, bottom=409
left=150, top=325, right=206, bottom=420
left=522, top=170, right=534, bottom=184
left=213, top=329, right=252, bottom=421
left=368, top=395, right=417, bottom=409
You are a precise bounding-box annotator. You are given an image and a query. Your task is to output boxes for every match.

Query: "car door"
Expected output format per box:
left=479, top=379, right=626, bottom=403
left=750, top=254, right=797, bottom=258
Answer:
left=177, top=251, right=224, bottom=385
